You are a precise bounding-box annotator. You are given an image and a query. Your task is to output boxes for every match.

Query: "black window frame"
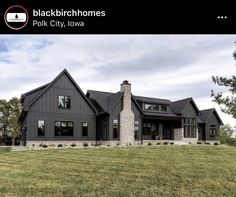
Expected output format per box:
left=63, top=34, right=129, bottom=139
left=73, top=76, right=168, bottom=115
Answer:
left=37, top=120, right=45, bottom=136
left=55, top=121, right=73, bottom=136
left=183, top=117, right=197, bottom=138
left=144, top=103, right=152, bottom=110
left=209, top=125, right=217, bottom=137
left=153, top=104, right=160, bottom=111
left=58, top=95, right=71, bottom=109
left=143, top=123, right=151, bottom=135
left=161, top=105, right=167, bottom=112
left=82, top=122, right=88, bottom=137
left=113, top=124, right=118, bottom=139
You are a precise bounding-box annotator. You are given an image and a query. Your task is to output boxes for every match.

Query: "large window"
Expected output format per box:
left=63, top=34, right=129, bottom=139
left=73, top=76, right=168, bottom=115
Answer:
left=55, top=121, right=73, bottom=136
left=184, top=118, right=196, bottom=138
left=38, top=120, right=45, bottom=136
left=209, top=125, right=217, bottom=137
left=143, top=123, right=151, bottom=135
left=82, top=122, right=88, bottom=137
left=144, top=103, right=152, bottom=110
left=58, top=96, right=71, bottom=109
left=113, top=125, right=118, bottom=139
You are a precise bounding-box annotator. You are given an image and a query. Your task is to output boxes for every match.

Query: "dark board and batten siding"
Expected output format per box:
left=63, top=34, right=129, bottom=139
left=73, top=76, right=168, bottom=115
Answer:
left=206, top=112, right=221, bottom=141
left=25, top=73, right=96, bottom=141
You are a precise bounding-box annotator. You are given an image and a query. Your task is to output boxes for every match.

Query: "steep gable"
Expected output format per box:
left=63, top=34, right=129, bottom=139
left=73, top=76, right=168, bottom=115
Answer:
left=200, top=108, right=223, bottom=124
left=25, top=69, right=96, bottom=113
left=171, top=98, right=199, bottom=116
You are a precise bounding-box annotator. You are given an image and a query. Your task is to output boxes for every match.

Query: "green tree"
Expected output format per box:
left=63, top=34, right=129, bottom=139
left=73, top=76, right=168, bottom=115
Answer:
left=0, top=97, right=21, bottom=145
left=211, top=44, right=236, bottom=118
left=218, top=124, right=236, bottom=146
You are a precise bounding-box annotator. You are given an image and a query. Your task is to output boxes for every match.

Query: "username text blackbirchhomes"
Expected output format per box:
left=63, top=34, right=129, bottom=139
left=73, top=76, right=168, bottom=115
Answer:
left=33, top=9, right=106, bottom=17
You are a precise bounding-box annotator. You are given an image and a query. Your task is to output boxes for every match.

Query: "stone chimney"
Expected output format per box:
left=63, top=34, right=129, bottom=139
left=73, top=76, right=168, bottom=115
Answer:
left=120, top=80, right=134, bottom=145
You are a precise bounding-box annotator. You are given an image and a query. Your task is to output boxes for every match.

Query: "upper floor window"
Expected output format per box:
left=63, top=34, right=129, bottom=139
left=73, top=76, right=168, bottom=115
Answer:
left=38, top=120, right=45, bottom=136
left=153, top=104, right=160, bottom=111
left=58, top=96, right=71, bottom=109
left=144, top=103, right=152, bottom=110
left=161, top=105, right=167, bottom=112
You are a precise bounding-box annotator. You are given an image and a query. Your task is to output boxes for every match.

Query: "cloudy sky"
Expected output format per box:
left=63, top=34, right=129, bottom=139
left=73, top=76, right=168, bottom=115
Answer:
left=0, top=35, right=236, bottom=126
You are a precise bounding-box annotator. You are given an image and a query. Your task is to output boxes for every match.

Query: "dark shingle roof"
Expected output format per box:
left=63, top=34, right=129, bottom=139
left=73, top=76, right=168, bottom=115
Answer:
left=170, top=97, right=199, bottom=115
left=87, top=90, right=143, bottom=114
left=87, top=90, right=123, bottom=113
left=22, top=83, right=49, bottom=96
left=170, top=98, right=192, bottom=114
left=134, top=95, right=171, bottom=105
left=199, top=108, right=223, bottom=124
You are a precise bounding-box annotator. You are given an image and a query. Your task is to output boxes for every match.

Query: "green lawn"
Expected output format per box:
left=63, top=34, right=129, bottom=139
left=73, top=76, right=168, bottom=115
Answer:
left=0, top=146, right=236, bottom=196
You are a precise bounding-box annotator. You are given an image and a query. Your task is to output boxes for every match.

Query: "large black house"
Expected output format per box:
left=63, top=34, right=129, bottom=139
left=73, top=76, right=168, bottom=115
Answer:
left=19, top=69, right=223, bottom=146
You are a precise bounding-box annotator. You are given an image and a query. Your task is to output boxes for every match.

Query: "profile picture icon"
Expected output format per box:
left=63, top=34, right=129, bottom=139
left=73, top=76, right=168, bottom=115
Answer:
left=4, top=5, right=29, bottom=30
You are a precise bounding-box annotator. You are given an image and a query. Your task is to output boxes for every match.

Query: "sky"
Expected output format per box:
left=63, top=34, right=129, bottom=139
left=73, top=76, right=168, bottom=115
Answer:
left=0, top=35, right=236, bottom=127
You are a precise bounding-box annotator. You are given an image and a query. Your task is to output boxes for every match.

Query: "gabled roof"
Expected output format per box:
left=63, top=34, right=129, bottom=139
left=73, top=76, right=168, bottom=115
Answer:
left=87, top=90, right=143, bottom=114
left=87, top=90, right=115, bottom=112
left=170, top=97, right=199, bottom=115
left=25, top=69, right=96, bottom=113
left=199, top=108, right=223, bottom=124
left=134, top=95, right=171, bottom=105
left=22, top=83, right=49, bottom=96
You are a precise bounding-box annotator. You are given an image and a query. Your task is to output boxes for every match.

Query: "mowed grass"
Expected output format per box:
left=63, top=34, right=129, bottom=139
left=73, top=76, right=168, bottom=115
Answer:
left=0, top=146, right=236, bottom=197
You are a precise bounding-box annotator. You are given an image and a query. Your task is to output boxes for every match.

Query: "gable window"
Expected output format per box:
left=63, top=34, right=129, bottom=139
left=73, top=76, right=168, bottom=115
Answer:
left=38, top=120, right=45, bottom=136
left=184, top=118, right=196, bottom=138
left=209, top=125, right=217, bottom=137
left=143, top=123, right=151, bottom=135
left=161, top=105, right=167, bottom=112
left=58, top=96, right=71, bottom=109
left=153, top=104, right=160, bottom=111
left=113, top=125, right=118, bottom=139
left=82, top=122, right=88, bottom=137
left=55, top=121, right=73, bottom=136
left=144, top=103, right=152, bottom=110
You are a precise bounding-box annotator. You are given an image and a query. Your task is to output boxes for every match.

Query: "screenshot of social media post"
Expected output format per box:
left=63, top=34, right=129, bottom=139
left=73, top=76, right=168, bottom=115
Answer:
left=0, top=1, right=235, bottom=197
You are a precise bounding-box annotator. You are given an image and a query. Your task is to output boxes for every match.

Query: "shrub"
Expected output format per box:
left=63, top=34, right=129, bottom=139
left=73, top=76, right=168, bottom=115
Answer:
left=156, top=142, right=161, bottom=145
left=57, top=144, right=62, bottom=148
left=42, top=144, right=48, bottom=148
left=117, top=143, right=120, bottom=146
left=32, top=144, right=35, bottom=147
left=163, top=142, right=168, bottom=145
left=214, top=142, right=219, bottom=145
left=83, top=142, right=88, bottom=147
left=197, top=141, right=202, bottom=144
left=148, top=142, right=152, bottom=146
left=189, top=142, right=192, bottom=145
left=71, top=143, right=76, bottom=147
left=107, top=144, right=111, bottom=147
left=205, top=142, right=211, bottom=145
left=170, top=142, right=174, bottom=145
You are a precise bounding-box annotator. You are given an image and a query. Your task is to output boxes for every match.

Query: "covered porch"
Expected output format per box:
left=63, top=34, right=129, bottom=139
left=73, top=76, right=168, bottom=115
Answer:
left=142, top=113, right=182, bottom=141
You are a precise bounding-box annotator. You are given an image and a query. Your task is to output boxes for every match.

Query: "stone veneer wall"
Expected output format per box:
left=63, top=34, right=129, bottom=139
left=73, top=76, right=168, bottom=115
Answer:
left=120, top=81, right=135, bottom=145
left=174, top=128, right=183, bottom=140
left=174, top=128, right=198, bottom=144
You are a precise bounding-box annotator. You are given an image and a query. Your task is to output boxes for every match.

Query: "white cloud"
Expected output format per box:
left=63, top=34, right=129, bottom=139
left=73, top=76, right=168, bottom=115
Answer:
left=0, top=35, right=236, bottom=127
